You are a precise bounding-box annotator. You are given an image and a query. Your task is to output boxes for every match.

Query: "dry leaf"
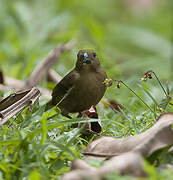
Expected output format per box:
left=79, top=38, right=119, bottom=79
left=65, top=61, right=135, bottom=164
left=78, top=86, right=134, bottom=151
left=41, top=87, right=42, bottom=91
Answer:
left=159, top=164, right=173, bottom=171
left=61, top=153, right=146, bottom=180
left=97, top=152, right=146, bottom=177
left=60, top=170, right=99, bottom=180
left=80, top=106, right=102, bottom=134
left=108, top=99, right=123, bottom=112
left=71, top=159, right=97, bottom=171
left=60, top=113, right=173, bottom=180
left=0, top=87, right=40, bottom=125
left=85, top=113, right=173, bottom=158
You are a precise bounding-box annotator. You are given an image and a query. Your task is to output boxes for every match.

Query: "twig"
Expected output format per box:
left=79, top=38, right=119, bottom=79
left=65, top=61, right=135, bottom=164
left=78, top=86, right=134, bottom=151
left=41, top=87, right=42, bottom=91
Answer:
left=47, top=69, right=62, bottom=83
left=82, top=152, right=119, bottom=157
left=21, top=39, right=75, bottom=90
left=3, top=76, right=51, bottom=99
left=0, top=84, right=11, bottom=92
left=5, top=77, right=25, bottom=90
left=0, top=87, right=40, bottom=125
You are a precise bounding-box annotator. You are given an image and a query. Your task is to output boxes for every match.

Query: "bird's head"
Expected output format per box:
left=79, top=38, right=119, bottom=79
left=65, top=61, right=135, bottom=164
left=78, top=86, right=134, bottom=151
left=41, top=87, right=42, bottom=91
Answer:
left=75, top=50, right=100, bottom=72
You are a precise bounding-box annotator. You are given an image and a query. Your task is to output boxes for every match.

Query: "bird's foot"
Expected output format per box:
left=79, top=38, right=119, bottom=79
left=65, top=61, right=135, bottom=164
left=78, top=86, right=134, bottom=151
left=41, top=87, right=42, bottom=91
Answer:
left=77, top=112, right=84, bottom=118
left=64, top=114, right=72, bottom=119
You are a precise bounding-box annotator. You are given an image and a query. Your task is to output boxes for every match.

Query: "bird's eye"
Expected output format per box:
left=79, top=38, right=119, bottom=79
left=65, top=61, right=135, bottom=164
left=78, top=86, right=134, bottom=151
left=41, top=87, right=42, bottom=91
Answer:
left=93, top=53, right=96, bottom=58
left=80, top=54, right=84, bottom=60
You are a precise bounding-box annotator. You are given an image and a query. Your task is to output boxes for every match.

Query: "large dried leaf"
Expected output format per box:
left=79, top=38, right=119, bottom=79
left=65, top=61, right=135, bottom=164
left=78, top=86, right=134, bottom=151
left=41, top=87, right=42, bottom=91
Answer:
left=108, top=99, right=123, bottom=112
left=0, top=87, right=40, bottom=125
left=61, top=152, right=146, bottom=180
left=85, top=113, right=173, bottom=158
left=79, top=106, right=102, bottom=134
left=60, top=113, right=173, bottom=180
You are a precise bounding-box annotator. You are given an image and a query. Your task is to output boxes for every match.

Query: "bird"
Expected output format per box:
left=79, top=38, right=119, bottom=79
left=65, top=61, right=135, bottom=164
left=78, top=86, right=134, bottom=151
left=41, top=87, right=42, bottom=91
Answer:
left=45, top=49, right=107, bottom=118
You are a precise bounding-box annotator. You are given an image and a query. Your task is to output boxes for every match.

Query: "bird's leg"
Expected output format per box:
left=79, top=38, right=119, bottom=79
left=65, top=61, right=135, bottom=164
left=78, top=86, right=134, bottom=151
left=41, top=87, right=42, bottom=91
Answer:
left=61, top=109, right=72, bottom=119
left=76, top=112, right=84, bottom=128
left=62, top=113, right=72, bottom=119
left=77, top=112, right=84, bottom=118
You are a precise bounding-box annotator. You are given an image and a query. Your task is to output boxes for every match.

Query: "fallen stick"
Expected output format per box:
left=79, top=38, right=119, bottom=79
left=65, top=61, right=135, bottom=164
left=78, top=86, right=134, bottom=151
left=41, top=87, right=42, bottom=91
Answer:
left=20, top=39, right=75, bottom=90
left=3, top=77, right=51, bottom=99
left=0, top=87, right=40, bottom=125
left=47, top=69, right=62, bottom=83
left=0, top=71, right=4, bottom=84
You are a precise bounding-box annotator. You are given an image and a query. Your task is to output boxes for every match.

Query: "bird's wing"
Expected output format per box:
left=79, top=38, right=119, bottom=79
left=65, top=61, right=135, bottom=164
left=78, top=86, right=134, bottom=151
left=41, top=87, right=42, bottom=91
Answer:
left=51, top=69, right=79, bottom=105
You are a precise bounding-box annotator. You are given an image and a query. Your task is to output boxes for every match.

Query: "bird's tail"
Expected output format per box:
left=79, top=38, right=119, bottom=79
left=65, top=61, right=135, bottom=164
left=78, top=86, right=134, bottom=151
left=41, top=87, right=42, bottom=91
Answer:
left=45, top=100, right=54, bottom=111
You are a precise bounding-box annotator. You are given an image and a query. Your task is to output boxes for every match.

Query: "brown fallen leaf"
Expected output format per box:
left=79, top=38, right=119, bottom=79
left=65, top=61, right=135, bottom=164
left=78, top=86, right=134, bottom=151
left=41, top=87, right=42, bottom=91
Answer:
left=125, top=0, right=156, bottom=13
left=61, top=152, right=146, bottom=180
left=60, top=170, right=99, bottom=180
left=159, top=164, right=173, bottom=171
left=85, top=113, right=173, bottom=158
left=60, top=113, right=173, bottom=180
left=71, top=159, right=97, bottom=171
left=97, top=152, right=146, bottom=177
left=108, top=99, right=123, bottom=112
left=0, top=87, right=40, bottom=125
left=62, top=159, right=98, bottom=180
left=80, top=106, right=102, bottom=134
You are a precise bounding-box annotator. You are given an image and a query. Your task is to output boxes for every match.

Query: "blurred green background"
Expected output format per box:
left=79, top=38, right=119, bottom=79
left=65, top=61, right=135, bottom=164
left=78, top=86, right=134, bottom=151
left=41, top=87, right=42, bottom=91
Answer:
left=0, top=1, right=173, bottom=179
left=0, top=0, right=172, bottom=94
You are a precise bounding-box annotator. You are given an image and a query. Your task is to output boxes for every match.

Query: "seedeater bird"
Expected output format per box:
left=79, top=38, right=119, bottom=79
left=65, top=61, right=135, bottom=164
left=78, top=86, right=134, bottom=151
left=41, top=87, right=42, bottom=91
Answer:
left=45, top=49, right=107, bottom=118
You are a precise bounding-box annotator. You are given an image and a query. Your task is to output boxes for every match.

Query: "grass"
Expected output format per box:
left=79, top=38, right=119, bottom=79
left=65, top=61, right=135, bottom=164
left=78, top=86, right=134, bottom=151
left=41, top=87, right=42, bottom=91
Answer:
left=0, top=69, right=172, bottom=179
left=0, top=0, right=173, bottom=179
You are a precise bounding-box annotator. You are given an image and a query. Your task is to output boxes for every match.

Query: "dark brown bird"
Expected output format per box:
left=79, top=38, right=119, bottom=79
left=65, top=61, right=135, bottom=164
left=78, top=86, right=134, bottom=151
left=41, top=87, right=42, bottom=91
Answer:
left=45, top=49, right=107, bottom=118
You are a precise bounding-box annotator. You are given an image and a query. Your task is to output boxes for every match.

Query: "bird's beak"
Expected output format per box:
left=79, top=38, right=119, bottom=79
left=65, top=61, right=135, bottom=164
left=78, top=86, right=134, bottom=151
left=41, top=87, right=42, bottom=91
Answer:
left=83, top=53, right=91, bottom=64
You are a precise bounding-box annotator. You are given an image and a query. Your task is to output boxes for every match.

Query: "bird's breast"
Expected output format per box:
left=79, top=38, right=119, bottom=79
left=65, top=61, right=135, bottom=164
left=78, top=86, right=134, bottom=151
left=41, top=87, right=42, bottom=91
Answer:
left=77, top=73, right=106, bottom=96
left=74, top=72, right=106, bottom=109
left=59, top=71, right=107, bottom=113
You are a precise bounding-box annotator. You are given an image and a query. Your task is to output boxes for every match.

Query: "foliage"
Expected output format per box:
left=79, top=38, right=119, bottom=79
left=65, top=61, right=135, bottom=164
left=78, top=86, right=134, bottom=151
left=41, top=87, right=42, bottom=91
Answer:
left=0, top=0, right=173, bottom=179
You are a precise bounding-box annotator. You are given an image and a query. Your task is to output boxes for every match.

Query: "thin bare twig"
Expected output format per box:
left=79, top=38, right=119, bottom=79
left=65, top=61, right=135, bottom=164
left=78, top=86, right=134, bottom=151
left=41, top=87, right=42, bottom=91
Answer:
left=21, top=39, right=75, bottom=90
left=0, top=87, right=40, bottom=125
left=3, top=77, right=51, bottom=99
left=47, top=69, right=62, bottom=83
left=0, top=84, right=11, bottom=92
left=5, top=77, right=25, bottom=90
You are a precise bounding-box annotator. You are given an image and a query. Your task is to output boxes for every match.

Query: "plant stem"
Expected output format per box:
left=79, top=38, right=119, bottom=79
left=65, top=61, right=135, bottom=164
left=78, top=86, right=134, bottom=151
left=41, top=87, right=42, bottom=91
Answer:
left=152, top=71, right=169, bottom=99
left=115, top=80, right=155, bottom=114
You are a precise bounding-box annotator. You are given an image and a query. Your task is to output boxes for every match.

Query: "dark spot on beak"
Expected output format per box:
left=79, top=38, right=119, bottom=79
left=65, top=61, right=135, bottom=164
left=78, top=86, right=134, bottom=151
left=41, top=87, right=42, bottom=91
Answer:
left=85, top=59, right=91, bottom=64
left=83, top=53, right=91, bottom=64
